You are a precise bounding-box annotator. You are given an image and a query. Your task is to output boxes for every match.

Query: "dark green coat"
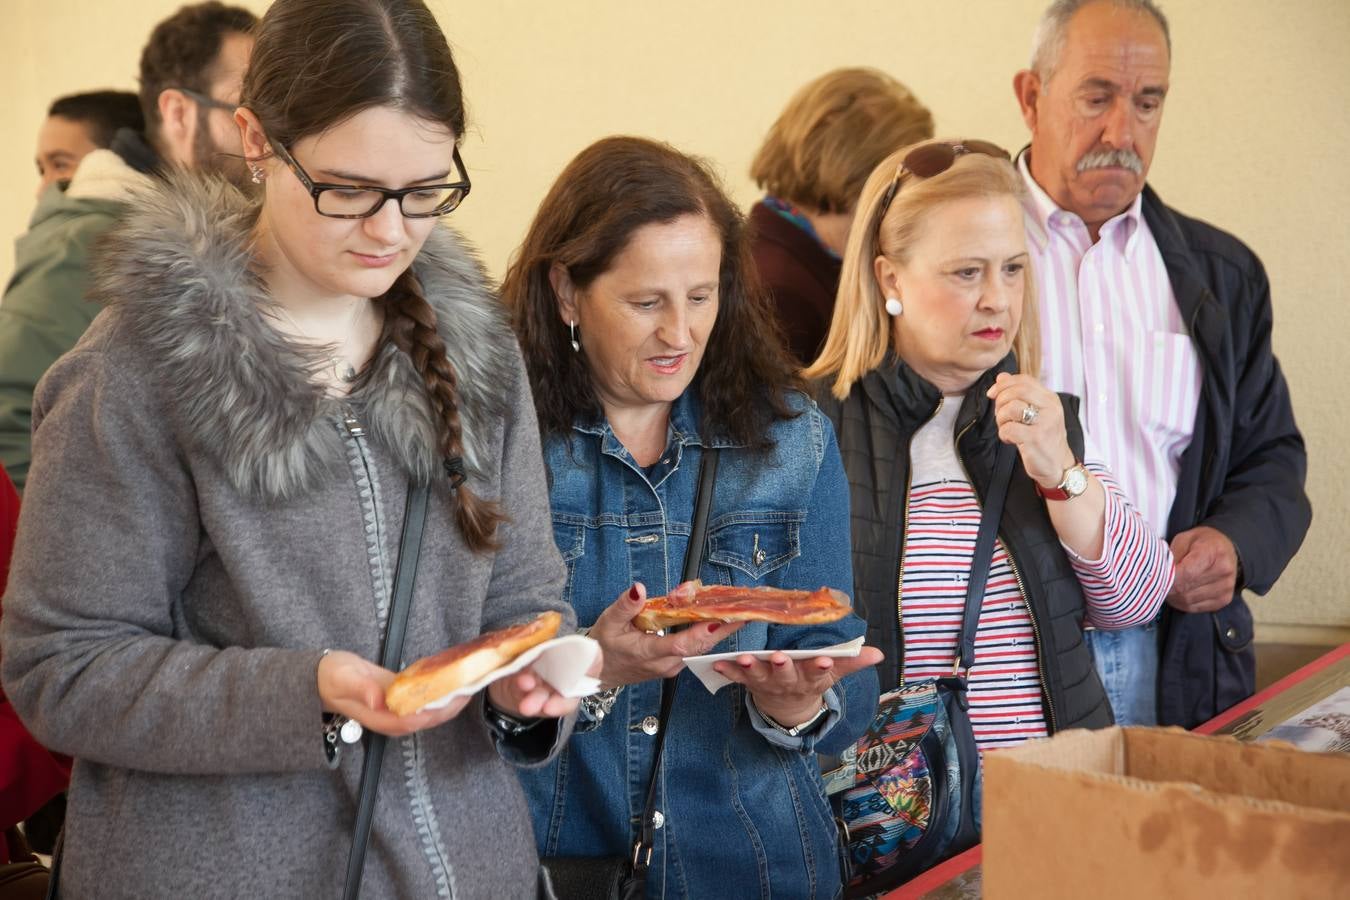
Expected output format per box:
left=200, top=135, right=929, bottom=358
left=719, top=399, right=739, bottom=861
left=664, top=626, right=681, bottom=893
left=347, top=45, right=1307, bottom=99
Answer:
left=0, top=153, right=140, bottom=490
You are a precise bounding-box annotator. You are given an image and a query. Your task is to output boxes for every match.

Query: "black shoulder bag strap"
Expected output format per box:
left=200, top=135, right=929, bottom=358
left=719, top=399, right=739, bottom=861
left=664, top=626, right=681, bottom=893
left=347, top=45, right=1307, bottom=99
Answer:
left=943, top=441, right=1017, bottom=855
left=343, top=480, right=431, bottom=900
left=956, top=443, right=1017, bottom=674
left=628, top=447, right=719, bottom=889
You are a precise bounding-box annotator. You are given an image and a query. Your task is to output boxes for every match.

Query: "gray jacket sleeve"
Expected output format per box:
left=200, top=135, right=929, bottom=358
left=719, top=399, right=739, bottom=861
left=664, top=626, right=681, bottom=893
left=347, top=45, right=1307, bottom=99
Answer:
left=0, top=345, right=331, bottom=775
left=474, top=344, right=577, bottom=766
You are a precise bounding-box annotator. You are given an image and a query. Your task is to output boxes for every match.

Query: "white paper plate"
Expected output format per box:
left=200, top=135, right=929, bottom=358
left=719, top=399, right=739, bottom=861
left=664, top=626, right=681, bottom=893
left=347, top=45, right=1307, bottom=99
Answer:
left=682, top=636, right=866, bottom=694
left=416, top=633, right=602, bottom=712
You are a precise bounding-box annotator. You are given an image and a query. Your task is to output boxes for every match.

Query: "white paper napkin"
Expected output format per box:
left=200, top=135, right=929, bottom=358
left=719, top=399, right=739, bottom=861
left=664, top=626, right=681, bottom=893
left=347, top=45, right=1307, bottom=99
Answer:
left=682, top=636, right=866, bottom=694
left=417, top=633, right=602, bottom=712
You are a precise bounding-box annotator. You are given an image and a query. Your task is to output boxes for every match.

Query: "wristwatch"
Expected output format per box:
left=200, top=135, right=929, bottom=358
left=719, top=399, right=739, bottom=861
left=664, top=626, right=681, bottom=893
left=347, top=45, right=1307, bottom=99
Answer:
left=759, top=701, right=830, bottom=738
left=1035, top=461, right=1089, bottom=501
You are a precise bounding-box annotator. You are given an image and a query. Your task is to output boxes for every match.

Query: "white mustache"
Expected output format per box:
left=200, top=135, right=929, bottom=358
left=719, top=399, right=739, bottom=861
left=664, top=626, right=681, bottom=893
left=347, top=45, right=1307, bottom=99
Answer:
left=1076, top=148, right=1144, bottom=174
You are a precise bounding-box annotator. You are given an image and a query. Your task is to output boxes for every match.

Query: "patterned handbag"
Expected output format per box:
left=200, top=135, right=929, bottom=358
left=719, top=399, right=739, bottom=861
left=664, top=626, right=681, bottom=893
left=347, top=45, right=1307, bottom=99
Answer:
left=823, top=443, right=1014, bottom=896
left=823, top=676, right=982, bottom=895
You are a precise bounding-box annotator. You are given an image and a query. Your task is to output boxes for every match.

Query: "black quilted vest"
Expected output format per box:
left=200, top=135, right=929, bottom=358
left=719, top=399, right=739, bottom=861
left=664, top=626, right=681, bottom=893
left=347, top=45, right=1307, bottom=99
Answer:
left=817, top=353, right=1113, bottom=734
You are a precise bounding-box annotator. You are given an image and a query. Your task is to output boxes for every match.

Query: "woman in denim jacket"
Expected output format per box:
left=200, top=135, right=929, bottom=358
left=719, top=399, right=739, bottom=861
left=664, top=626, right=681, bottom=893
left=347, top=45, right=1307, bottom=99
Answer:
left=504, top=136, right=882, bottom=899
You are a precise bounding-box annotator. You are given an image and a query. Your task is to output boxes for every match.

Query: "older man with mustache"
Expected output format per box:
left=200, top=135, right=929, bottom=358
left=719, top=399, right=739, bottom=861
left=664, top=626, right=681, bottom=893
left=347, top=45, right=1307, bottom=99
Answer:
left=1012, top=0, right=1309, bottom=729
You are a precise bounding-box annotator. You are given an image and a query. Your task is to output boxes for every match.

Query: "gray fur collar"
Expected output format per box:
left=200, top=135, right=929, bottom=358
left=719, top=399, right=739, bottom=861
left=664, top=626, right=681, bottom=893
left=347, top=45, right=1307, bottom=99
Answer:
left=91, top=173, right=516, bottom=500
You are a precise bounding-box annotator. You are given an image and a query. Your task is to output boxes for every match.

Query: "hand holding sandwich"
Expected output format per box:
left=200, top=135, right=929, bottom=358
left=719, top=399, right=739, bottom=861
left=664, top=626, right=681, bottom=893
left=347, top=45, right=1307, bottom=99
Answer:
left=319, top=649, right=472, bottom=737
left=589, top=582, right=745, bottom=689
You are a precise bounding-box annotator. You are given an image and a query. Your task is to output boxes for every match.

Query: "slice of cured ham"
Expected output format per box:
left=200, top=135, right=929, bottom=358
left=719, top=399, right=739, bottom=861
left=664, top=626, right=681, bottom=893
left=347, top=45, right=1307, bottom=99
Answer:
left=632, top=581, right=850, bottom=631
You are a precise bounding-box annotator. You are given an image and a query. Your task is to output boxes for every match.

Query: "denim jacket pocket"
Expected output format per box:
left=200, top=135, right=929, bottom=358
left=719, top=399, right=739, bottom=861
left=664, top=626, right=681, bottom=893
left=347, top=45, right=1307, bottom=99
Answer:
left=551, top=520, right=585, bottom=607
left=707, top=515, right=802, bottom=581
left=551, top=521, right=585, bottom=562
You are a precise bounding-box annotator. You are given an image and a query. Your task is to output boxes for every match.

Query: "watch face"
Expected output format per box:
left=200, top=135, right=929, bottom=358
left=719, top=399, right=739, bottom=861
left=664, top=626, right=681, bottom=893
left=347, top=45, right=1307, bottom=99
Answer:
left=1064, top=465, right=1089, bottom=497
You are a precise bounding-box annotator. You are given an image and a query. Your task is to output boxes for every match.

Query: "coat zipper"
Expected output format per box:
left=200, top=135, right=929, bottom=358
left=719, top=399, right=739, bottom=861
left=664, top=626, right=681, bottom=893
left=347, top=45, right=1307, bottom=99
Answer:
left=341, top=406, right=390, bottom=625
left=340, top=406, right=457, bottom=899
left=895, top=398, right=944, bottom=689
left=951, top=416, right=1059, bottom=734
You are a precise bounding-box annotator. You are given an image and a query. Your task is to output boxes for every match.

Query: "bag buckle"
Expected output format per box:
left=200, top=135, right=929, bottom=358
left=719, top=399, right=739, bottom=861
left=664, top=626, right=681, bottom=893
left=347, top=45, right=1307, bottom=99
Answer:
left=834, top=815, right=851, bottom=844
left=631, top=841, right=652, bottom=870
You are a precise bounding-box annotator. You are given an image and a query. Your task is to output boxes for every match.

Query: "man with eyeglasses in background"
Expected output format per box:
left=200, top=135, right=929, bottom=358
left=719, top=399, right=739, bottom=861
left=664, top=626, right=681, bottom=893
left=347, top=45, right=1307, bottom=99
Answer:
left=1011, top=0, right=1310, bottom=730
left=0, top=2, right=256, bottom=493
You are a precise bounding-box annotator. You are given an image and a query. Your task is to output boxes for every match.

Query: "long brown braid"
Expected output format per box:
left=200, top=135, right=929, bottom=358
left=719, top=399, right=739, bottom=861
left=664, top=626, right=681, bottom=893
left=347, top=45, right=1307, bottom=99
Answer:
left=380, top=269, right=504, bottom=552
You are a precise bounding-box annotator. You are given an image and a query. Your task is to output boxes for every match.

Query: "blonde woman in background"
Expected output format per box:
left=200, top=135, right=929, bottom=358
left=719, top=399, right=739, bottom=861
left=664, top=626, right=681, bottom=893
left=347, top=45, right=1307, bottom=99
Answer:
left=749, top=67, right=933, bottom=364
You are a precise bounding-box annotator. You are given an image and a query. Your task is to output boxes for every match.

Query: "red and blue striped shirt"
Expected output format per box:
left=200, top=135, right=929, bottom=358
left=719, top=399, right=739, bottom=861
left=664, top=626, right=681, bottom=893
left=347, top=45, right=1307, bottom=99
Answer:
left=899, top=398, right=1173, bottom=750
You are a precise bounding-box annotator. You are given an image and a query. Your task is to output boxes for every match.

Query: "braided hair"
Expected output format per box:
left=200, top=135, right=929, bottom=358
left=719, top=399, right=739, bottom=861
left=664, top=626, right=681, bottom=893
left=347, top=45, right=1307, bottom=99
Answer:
left=379, top=270, right=503, bottom=550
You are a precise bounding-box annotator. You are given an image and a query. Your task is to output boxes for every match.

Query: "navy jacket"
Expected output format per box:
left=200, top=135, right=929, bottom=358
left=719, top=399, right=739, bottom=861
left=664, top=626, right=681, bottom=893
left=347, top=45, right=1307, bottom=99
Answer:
left=1143, top=186, right=1312, bottom=728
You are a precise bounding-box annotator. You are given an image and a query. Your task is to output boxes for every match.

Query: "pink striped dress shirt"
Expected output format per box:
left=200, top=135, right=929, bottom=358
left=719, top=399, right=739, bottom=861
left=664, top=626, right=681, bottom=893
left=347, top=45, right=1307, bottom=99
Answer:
left=1018, top=154, right=1202, bottom=538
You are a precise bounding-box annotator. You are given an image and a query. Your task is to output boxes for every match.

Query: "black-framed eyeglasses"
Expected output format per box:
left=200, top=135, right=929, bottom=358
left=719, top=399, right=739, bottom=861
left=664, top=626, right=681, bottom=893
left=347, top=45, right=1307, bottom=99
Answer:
left=172, top=87, right=238, bottom=113
left=270, top=141, right=471, bottom=219
left=875, top=139, right=1012, bottom=228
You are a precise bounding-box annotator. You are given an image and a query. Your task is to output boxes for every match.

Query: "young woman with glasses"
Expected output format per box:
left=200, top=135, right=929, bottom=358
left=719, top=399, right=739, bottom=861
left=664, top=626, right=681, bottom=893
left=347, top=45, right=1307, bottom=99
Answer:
left=0, top=1, right=584, bottom=897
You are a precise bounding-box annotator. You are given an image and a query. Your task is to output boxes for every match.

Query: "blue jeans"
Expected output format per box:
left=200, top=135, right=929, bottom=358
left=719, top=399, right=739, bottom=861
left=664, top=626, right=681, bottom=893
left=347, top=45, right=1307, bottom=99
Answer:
left=1085, top=623, right=1159, bottom=726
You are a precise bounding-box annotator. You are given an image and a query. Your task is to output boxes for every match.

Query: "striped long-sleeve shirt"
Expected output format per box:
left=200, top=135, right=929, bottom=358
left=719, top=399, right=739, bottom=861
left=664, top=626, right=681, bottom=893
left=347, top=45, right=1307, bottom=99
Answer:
left=900, top=397, right=1172, bottom=749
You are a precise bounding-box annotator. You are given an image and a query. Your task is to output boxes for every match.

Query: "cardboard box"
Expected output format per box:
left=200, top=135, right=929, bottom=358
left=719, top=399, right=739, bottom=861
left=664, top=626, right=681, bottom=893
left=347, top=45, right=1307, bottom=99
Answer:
left=983, top=727, right=1350, bottom=899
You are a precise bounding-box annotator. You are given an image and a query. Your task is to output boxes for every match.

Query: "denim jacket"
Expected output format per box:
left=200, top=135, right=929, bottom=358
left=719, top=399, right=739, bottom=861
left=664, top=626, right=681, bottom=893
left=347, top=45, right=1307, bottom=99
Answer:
left=520, top=389, right=878, bottom=900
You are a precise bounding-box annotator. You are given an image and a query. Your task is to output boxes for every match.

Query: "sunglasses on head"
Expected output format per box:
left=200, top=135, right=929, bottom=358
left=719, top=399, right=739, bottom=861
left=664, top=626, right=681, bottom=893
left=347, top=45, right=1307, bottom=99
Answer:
left=875, top=139, right=1012, bottom=225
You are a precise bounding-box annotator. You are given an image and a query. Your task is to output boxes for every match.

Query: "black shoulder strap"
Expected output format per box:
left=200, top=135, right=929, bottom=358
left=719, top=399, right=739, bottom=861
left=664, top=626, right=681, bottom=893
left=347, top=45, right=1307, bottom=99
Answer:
left=955, top=443, right=1016, bottom=673
left=631, top=446, right=718, bottom=878
left=682, top=448, right=720, bottom=586
left=343, top=480, right=430, bottom=900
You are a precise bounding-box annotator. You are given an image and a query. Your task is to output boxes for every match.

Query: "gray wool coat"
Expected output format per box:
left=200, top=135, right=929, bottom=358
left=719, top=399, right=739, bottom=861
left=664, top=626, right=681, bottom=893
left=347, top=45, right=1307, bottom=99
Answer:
left=0, top=175, right=571, bottom=899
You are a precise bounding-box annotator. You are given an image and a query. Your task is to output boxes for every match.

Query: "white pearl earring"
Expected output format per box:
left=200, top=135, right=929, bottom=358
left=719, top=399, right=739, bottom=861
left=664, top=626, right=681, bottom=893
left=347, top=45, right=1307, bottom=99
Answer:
left=885, top=296, right=903, bottom=317
left=569, top=320, right=580, bottom=353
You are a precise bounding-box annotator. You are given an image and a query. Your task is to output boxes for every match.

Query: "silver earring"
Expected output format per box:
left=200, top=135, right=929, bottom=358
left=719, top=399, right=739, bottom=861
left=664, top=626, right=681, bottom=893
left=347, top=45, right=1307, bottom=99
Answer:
left=569, top=320, right=580, bottom=353
left=885, top=296, right=903, bottom=317
left=249, top=165, right=264, bottom=185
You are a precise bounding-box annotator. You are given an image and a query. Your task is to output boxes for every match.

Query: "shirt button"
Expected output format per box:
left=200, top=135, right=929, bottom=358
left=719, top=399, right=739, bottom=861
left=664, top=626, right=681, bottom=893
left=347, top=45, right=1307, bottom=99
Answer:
left=1098, top=393, right=1108, bottom=404
left=641, top=716, right=660, bottom=735
left=1093, top=323, right=1105, bottom=334
left=652, top=810, right=665, bottom=830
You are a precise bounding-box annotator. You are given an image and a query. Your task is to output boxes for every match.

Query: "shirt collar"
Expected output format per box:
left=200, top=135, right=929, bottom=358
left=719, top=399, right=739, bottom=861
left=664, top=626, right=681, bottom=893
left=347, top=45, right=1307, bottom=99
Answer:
left=1016, top=150, right=1146, bottom=261
left=1017, top=150, right=1057, bottom=253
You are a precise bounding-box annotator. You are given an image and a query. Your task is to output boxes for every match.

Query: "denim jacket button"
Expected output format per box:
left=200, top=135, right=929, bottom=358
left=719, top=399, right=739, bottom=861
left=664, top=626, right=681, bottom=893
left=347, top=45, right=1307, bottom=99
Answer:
left=641, top=715, right=660, bottom=735
left=652, top=810, right=665, bottom=830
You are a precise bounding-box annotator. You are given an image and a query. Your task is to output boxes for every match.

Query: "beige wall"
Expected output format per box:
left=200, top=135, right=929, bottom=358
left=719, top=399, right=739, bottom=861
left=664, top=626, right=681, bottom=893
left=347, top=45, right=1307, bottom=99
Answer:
left=3, top=0, right=1348, bottom=641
